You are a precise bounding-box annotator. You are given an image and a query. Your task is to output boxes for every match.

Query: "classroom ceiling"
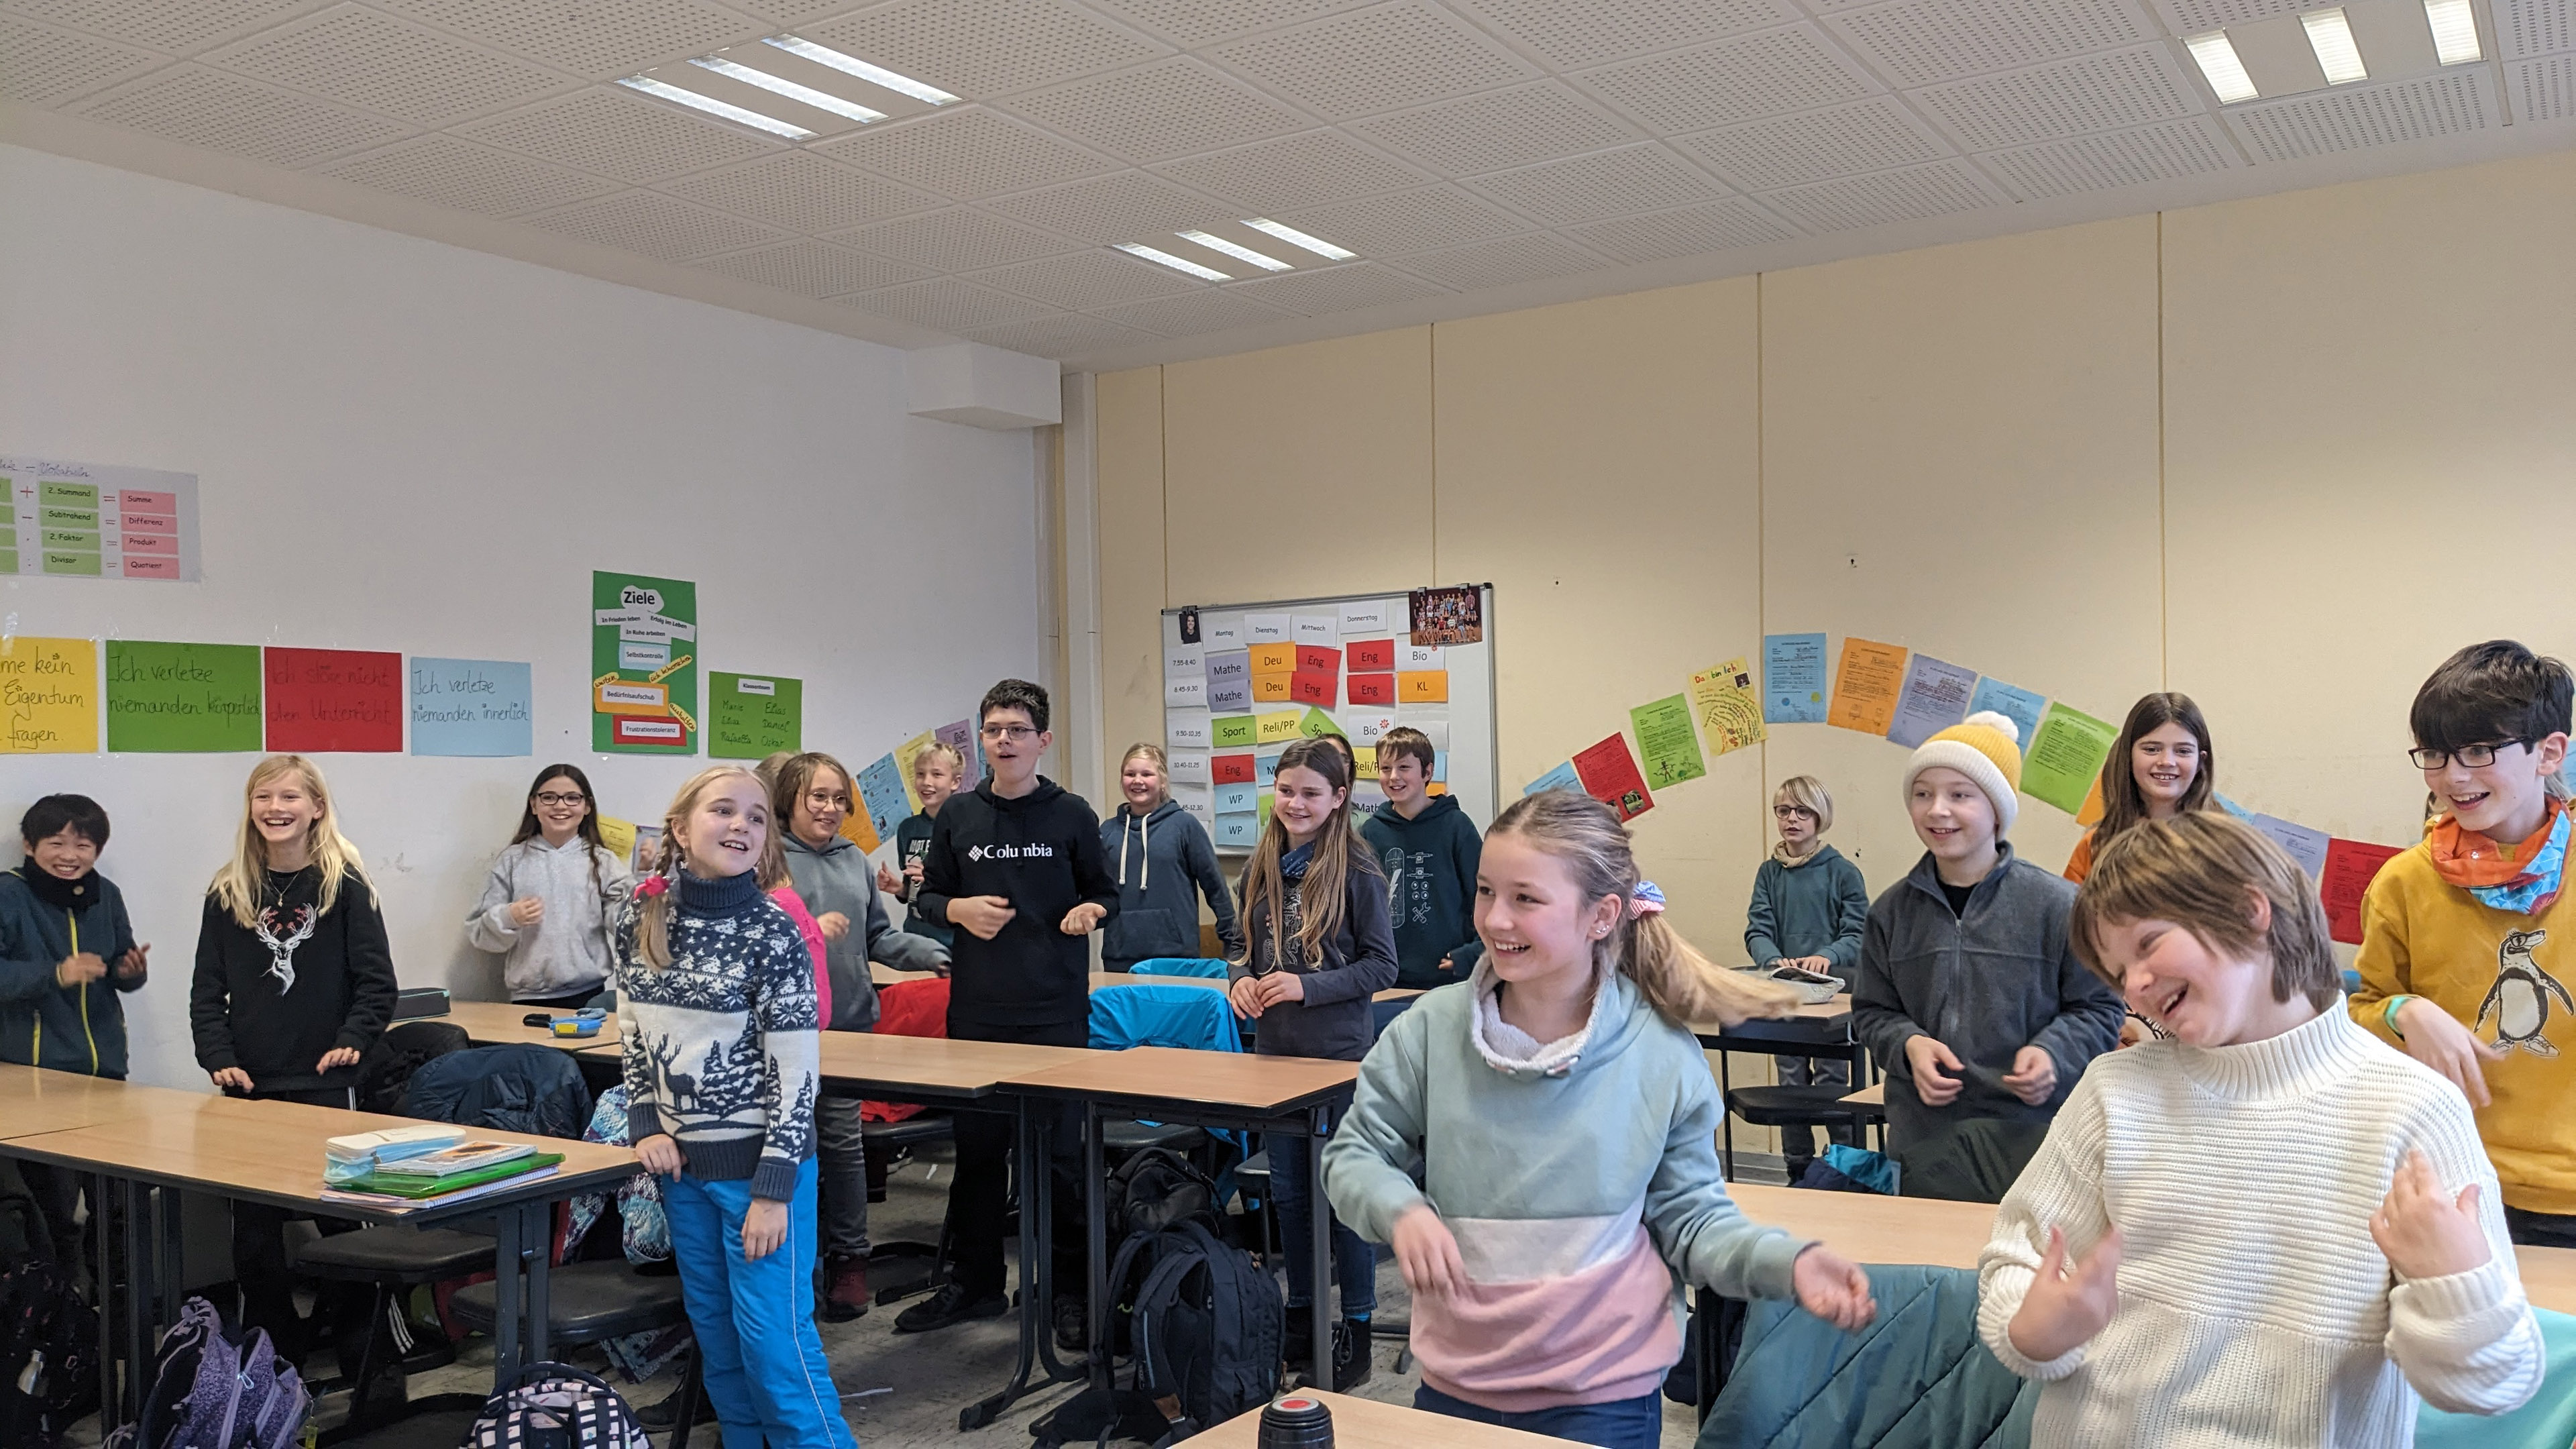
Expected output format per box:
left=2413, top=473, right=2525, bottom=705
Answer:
left=7, top=0, right=2573, bottom=372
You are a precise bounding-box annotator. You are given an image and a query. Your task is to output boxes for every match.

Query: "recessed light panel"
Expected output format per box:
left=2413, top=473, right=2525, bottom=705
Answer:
left=1177, top=229, right=1291, bottom=271
left=2184, top=31, right=2260, bottom=104
left=763, top=36, right=960, bottom=107
left=1241, top=218, right=1356, bottom=260
left=1116, top=244, right=1230, bottom=281
left=2424, top=0, right=2481, bottom=64
left=688, top=57, right=885, bottom=124
left=2301, top=8, right=2369, bottom=86
left=616, top=76, right=815, bottom=140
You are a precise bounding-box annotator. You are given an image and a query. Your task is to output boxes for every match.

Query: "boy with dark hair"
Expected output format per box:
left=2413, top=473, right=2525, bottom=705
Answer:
left=2353, top=639, right=2576, bottom=1246
left=894, top=679, right=1119, bottom=1342
left=1358, top=727, right=1483, bottom=991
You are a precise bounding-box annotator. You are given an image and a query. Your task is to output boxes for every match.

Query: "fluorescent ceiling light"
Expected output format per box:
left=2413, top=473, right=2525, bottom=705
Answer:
left=616, top=76, right=815, bottom=138
left=763, top=36, right=959, bottom=105
left=1176, top=230, right=1291, bottom=272
left=690, top=56, right=884, bottom=123
left=2424, top=0, right=2481, bottom=64
left=1116, top=244, right=1230, bottom=281
left=1240, top=218, right=1355, bottom=260
left=2183, top=31, right=2259, bottom=103
left=2302, top=7, right=2369, bottom=85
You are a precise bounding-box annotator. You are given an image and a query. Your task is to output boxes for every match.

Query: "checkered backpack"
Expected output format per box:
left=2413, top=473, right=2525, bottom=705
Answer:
left=464, top=1362, right=649, bottom=1449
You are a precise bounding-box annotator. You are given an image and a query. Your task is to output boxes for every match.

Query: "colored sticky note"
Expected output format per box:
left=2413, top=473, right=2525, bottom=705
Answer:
left=1255, top=751, right=1282, bottom=784
left=1214, top=813, right=1258, bottom=849
left=1572, top=733, right=1654, bottom=821
left=1216, top=781, right=1257, bottom=814
left=106, top=641, right=262, bottom=751
left=1258, top=792, right=1275, bottom=830
left=265, top=647, right=402, bottom=752
left=1213, top=753, right=1256, bottom=784
left=709, top=674, right=802, bottom=759
left=1826, top=637, right=1907, bottom=735
left=1347, top=672, right=1395, bottom=706
left=856, top=752, right=913, bottom=841
left=0, top=636, right=99, bottom=754
left=1352, top=750, right=1378, bottom=780
left=1629, top=694, right=1706, bottom=789
left=1251, top=672, right=1294, bottom=703
left=1347, top=639, right=1396, bottom=672
left=1297, top=707, right=1342, bottom=739
left=2024, top=702, right=2119, bottom=816
left=1205, top=650, right=1251, bottom=712
left=2251, top=814, right=2331, bottom=881
left=1687, top=657, right=1766, bottom=758
left=1763, top=632, right=1829, bottom=724
left=1885, top=653, right=1977, bottom=750
left=1403, top=643, right=1445, bottom=669
left=1968, top=678, right=2047, bottom=754
left=1256, top=710, right=1303, bottom=745
left=1248, top=643, right=1296, bottom=674
left=1289, top=669, right=1338, bottom=706
left=2323, top=838, right=2405, bottom=945
left=1398, top=671, right=1449, bottom=704
left=409, top=657, right=531, bottom=757
left=1211, top=714, right=1256, bottom=749
left=1525, top=761, right=1582, bottom=796
left=1295, top=643, right=1340, bottom=674
left=1342, top=711, right=1395, bottom=745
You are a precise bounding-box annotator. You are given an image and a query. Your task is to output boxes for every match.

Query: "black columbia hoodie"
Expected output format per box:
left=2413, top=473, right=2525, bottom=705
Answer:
left=916, top=776, right=1119, bottom=1032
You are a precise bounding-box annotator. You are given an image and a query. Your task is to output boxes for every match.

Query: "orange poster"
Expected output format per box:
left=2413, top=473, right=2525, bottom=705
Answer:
left=1826, top=637, right=1908, bottom=736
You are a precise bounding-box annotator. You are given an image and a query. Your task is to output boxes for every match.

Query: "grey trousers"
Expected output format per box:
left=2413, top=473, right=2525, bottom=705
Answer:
left=816, top=1094, right=870, bottom=1260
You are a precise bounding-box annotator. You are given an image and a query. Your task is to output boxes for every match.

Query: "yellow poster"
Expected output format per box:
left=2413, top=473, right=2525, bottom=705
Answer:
left=596, top=814, right=637, bottom=862
left=0, top=636, right=98, bottom=753
left=893, top=729, right=938, bottom=813
left=1687, top=656, right=1768, bottom=757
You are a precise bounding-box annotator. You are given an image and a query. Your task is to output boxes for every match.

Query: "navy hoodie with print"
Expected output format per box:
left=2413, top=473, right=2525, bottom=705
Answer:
left=1358, top=793, right=1486, bottom=989
left=916, top=777, right=1120, bottom=1034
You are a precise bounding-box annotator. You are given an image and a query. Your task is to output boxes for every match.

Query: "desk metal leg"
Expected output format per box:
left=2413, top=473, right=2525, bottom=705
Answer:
left=119, top=1178, right=152, bottom=1423
left=1717, top=1049, right=1735, bottom=1181
left=490, top=1207, right=523, bottom=1387
left=961, top=1100, right=1081, bottom=1431
left=524, top=1201, right=552, bottom=1366
left=156, top=1185, right=184, bottom=1328
left=92, top=1172, right=119, bottom=1431
left=1083, top=1102, right=1110, bottom=1395
left=1305, top=1106, right=1330, bottom=1385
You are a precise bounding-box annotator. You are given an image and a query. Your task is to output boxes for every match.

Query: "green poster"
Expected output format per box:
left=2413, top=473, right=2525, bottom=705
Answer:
left=2023, top=702, right=2118, bottom=814
left=105, top=641, right=262, bottom=751
left=591, top=571, right=698, bottom=755
left=709, top=673, right=802, bottom=759
left=1628, top=693, right=1707, bottom=790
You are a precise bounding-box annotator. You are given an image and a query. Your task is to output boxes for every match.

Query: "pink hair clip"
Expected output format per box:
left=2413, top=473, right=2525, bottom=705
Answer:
left=635, top=875, right=669, bottom=899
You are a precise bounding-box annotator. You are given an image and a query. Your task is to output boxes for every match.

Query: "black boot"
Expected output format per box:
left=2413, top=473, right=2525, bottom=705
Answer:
left=1281, top=1304, right=1313, bottom=1371
left=1297, top=1318, right=1371, bottom=1392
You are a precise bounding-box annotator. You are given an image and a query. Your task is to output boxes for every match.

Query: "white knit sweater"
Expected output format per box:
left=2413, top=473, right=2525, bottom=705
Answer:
left=1976, top=1002, right=2542, bottom=1448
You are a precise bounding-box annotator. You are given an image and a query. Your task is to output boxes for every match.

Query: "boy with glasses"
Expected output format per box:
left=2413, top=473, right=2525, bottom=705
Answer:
left=894, top=679, right=1120, bottom=1339
left=2353, top=640, right=2576, bottom=1246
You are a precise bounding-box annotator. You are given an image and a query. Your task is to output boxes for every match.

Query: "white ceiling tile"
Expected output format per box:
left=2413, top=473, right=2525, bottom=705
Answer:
left=1908, top=44, right=2202, bottom=150
left=1152, top=129, right=1432, bottom=211
left=1823, top=0, right=2155, bottom=88
left=1275, top=184, right=1526, bottom=254
left=1576, top=24, right=1882, bottom=133
left=1210, top=1, right=1539, bottom=120
left=2150, top=0, right=2318, bottom=32
left=973, top=249, right=1201, bottom=308
left=1454, top=0, right=1805, bottom=68
left=963, top=311, right=1159, bottom=360
left=830, top=206, right=1082, bottom=268
left=1225, top=260, right=1450, bottom=313
left=808, top=0, right=1168, bottom=99
left=2512, top=53, right=2576, bottom=119
left=1757, top=158, right=1999, bottom=230
left=1981, top=116, right=2235, bottom=199
left=1085, top=0, right=1371, bottom=48
left=1386, top=231, right=1608, bottom=289
left=370, top=0, right=759, bottom=78
left=814, top=107, right=1113, bottom=199
left=660, top=150, right=938, bottom=232
left=1464, top=144, right=1724, bottom=226
left=458, top=87, right=781, bottom=184
left=1560, top=197, right=1797, bottom=259
left=0, top=12, right=164, bottom=105
left=1008, top=58, right=1311, bottom=164
left=2224, top=68, right=2493, bottom=162
left=520, top=187, right=790, bottom=260
left=841, top=275, right=1057, bottom=329
left=726, top=0, right=869, bottom=21
left=3, top=0, right=307, bottom=53
left=203, top=5, right=570, bottom=128
left=74, top=63, right=413, bottom=168
left=2499, top=0, right=2576, bottom=60
left=688, top=237, right=931, bottom=296
left=1676, top=97, right=1951, bottom=190
left=1091, top=287, right=1300, bottom=335
left=981, top=170, right=1218, bottom=241
left=319, top=133, right=621, bottom=215
left=1350, top=80, right=1639, bottom=174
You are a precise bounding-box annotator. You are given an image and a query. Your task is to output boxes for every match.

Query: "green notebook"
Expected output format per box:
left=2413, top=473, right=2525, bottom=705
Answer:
left=337, top=1152, right=564, bottom=1199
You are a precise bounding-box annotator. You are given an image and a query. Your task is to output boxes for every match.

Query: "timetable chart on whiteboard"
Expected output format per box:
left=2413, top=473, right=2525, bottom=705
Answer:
left=0, top=455, right=202, bottom=582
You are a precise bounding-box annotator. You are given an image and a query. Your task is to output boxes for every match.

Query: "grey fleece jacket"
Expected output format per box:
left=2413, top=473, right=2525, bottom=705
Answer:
left=781, top=830, right=949, bottom=1032
left=1851, top=843, right=2126, bottom=1149
left=1100, top=798, right=1242, bottom=966
left=466, top=836, right=631, bottom=1000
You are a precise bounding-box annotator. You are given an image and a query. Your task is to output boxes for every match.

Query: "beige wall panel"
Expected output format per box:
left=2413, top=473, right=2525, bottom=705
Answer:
left=2164, top=150, right=2576, bottom=849
left=1097, top=366, right=1169, bottom=785
left=1434, top=279, right=1770, bottom=962
left=1162, top=327, right=1434, bottom=602
left=1761, top=217, right=2165, bottom=899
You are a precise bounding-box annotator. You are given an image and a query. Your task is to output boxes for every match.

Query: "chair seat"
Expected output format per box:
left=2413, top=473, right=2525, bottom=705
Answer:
left=1724, top=1084, right=1865, bottom=1129
left=1234, top=1150, right=1269, bottom=1193
left=1103, top=1121, right=1206, bottom=1153
left=296, top=1226, right=494, bottom=1282
left=449, top=1260, right=688, bottom=1345
left=861, top=1110, right=954, bottom=1151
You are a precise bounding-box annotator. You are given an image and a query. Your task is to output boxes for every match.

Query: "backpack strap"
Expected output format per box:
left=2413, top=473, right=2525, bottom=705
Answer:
left=1128, top=1232, right=1210, bottom=1400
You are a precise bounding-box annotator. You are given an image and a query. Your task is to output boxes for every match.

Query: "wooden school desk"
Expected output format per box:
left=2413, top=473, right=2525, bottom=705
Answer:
left=1196, top=1390, right=1580, bottom=1447
left=441, top=998, right=623, bottom=1052
left=1004, top=1046, right=1361, bottom=1385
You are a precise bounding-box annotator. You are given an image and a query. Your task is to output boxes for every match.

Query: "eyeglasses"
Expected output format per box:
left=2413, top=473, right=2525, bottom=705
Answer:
left=980, top=724, right=1037, bottom=742
left=2408, top=741, right=2531, bottom=770
left=534, top=792, right=588, bottom=806
left=804, top=791, right=849, bottom=810
left=1772, top=804, right=1816, bottom=820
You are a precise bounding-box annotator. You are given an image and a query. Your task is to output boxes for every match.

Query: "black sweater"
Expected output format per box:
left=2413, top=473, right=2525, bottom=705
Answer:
left=916, top=777, right=1120, bottom=1032
left=191, top=866, right=398, bottom=1093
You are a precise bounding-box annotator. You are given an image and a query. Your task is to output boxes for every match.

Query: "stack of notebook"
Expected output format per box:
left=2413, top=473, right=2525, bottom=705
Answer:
left=323, top=1129, right=563, bottom=1210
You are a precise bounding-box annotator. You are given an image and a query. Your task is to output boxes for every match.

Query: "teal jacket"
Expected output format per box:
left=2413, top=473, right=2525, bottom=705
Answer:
left=1742, top=843, right=1870, bottom=985
left=0, top=863, right=143, bottom=1078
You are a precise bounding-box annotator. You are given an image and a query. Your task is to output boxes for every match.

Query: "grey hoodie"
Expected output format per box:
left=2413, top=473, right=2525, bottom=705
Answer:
left=1100, top=798, right=1242, bottom=967
left=781, top=829, right=949, bottom=1032
left=466, top=836, right=631, bottom=1000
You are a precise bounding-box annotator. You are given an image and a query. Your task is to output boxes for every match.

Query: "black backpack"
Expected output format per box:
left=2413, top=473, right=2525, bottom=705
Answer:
left=0, top=1256, right=98, bottom=1447
left=1122, top=1218, right=1282, bottom=1440
left=1106, top=1148, right=1216, bottom=1239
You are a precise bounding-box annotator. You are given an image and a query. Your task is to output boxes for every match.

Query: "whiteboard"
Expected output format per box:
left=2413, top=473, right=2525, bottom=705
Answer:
left=1159, top=586, right=1499, bottom=852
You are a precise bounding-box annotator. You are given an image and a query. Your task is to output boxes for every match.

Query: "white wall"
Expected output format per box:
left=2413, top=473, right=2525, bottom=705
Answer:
left=0, top=144, right=1045, bottom=1088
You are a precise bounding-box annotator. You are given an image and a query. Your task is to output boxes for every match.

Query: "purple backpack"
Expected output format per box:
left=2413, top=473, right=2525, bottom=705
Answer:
left=108, top=1296, right=308, bottom=1449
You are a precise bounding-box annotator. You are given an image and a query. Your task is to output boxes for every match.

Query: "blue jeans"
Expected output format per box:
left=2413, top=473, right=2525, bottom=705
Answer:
left=662, top=1160, right=856, bottom=1449
left=1265, top=1120, right=1375, bottom=1316
left=1414, top=1384, right=1663, bottom=1449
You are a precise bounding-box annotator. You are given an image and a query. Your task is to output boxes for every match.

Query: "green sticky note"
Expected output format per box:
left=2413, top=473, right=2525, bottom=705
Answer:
left=2023, top=702, right=2119, bottom=815
left=1210, top=714, right=1256, bottom=749
left=42, top=529, right=98, bottom=549
left=40, top=482, right=97, bottom=507
left=1297, top=707, right=1342, bottom=740
left=0, top=552, right=18, bottom=574
left=42, top=551, right=101, bottom=576
left=40, top=506, right=97, bottom=529
left=105, top=641, right=263, bottom=751
left=708, top=672, right=802, bottom=759
left=1629, top=693, right=1707, bottom=789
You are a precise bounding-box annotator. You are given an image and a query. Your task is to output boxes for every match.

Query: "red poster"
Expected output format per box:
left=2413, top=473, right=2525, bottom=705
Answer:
left=1289, top=669, right=1338, bottom=706
left=1295, top=643, right=1340, bottom=675
left=1212, top=753, right=1256, bottom=784
left=1347, top=673, right=1395, bottom=706
left=1347, top=639, right=1395, bottom=672
left=2322, top=838, right=2404, bottom=945
left=1572, top=733, right=1655, bottom=821
left=264, top=647, right=403, bottom=752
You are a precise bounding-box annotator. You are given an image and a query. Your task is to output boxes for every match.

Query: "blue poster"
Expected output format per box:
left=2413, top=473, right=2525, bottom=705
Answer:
left=409, top=657, right=532, bottom=756
left=1762, top=633, right=1828, bottom=724
left=1968, top=677, right=2046, bottom=749
left=857, top=751, right=913, bottom=841
left=1524, top=760, right=1582, bottom=796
